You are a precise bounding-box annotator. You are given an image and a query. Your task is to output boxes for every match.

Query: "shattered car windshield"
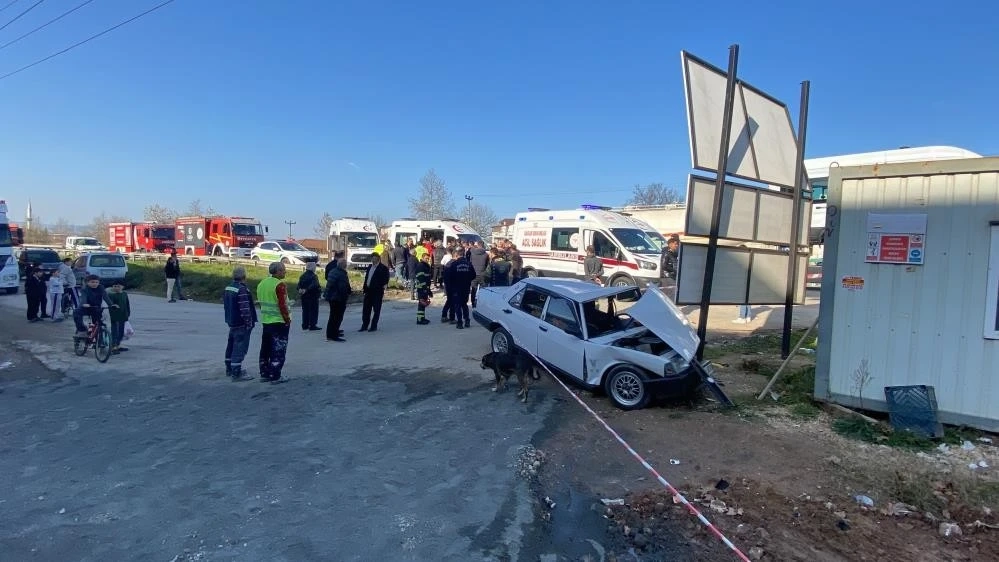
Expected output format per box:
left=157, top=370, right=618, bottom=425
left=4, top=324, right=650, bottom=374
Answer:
left=582, top=288, right=642, bottom=338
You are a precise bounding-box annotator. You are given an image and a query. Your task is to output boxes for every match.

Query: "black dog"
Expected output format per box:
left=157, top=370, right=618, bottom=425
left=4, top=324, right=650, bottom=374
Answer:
left=480, top=351, right=534, bottom=402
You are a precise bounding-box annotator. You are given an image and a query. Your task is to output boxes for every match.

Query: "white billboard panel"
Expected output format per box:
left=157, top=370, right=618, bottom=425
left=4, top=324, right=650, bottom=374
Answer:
left=676, top=243, right=807, bottom=305
left=685, top=175, right=810, bottom=246
left=681, top=51, right=800, bottom=190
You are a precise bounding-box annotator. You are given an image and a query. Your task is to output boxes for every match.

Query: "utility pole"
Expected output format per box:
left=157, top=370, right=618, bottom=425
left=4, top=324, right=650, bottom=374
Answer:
left=464, top=195, right=473, bottom=221
left=284, top=220, right=296, bottom=239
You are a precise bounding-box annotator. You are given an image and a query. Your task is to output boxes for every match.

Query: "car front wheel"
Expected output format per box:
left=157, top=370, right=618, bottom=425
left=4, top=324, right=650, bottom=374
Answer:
left=491, top=327, right=513, bottom=354
left=604, top=365, right=650, bottom=410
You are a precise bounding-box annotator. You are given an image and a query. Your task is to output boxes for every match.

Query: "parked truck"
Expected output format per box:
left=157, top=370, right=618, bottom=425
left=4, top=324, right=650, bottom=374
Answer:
left=0, top=200, right=20, bottom=294
left=8, top=223, right=23, bottom=246
left=108, top=222, right=177, bottom=253
left=175, top=215, right=266, bottom=257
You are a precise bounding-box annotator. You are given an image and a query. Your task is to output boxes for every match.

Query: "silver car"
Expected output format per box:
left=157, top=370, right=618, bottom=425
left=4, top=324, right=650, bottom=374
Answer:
left=472, top=278, right=704, bottom=410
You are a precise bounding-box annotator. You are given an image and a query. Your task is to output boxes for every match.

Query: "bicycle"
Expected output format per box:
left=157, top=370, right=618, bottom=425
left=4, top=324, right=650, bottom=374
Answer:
left=62, top=288, right=77, bottom=317
left=73, top=306, right=113, bottom=363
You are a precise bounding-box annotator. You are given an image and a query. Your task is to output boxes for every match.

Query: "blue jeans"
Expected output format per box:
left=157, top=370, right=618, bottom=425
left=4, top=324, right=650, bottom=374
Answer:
left=225, top=325, right=253, bottom=369
left=111, top=321, right=125, bottom=347
left=394, top=264, right=405, bottom=283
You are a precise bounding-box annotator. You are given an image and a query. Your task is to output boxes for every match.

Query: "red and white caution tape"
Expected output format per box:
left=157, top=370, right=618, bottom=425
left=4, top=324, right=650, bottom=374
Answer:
left=526, top=351, right=751, bottom=562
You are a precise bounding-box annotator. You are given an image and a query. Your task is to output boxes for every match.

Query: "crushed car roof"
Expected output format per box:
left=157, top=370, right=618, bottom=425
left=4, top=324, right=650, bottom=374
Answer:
left=516, top=278, right=640, bottom=302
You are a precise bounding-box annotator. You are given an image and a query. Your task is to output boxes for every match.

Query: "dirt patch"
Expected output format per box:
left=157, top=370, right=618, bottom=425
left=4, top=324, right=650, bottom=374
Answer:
left=532, top=334, right=999, bottom=561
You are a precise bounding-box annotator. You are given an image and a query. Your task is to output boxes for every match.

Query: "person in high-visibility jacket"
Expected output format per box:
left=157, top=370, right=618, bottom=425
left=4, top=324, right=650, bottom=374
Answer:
left=256, top=261, right=292, bottom=382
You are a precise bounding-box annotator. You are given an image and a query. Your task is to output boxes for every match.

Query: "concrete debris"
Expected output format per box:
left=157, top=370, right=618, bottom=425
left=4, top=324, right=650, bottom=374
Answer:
left=961, top=440, right=976, bottom=451
left=601, top=498, right=625, bottom=506
left=853, top=495, right=874, bottom=508
left=938, top=522, right=963, bottom=537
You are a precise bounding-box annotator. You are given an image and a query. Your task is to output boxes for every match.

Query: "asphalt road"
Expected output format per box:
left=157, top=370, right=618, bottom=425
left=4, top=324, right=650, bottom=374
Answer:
left=0, top=286, right=818, bottom=560
left=0, top=291, right=599, bottom=561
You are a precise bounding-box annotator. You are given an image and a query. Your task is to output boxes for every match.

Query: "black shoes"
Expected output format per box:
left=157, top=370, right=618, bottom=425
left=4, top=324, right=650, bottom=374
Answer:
left=358, top=327, right=368, bottom=332
left=417, top=319, right=430, bottom=325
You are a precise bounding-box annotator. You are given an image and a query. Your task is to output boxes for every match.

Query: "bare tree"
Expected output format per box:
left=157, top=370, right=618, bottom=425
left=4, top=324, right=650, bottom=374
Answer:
left=367, top=214, right=388, bottom=229
left=408, top=169, right=456, bottom=219
left=624, top=183, right=684, bottom=206
left=314, top=212, right=334, bottom=239
left=50, top=217, right=74, bottom=236
left=144, top=204, right=178, bottom=223
left=23, top=217, right=52, bottom=244
left=85, top=212, right=130, bottom=244
left=185, top=199, right=217, bottom=217
left=464, top=202, right=498, bottom=240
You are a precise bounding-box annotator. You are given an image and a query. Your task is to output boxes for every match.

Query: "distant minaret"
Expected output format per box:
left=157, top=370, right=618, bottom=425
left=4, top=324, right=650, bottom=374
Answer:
left=25, top=199, right=32, bottom=231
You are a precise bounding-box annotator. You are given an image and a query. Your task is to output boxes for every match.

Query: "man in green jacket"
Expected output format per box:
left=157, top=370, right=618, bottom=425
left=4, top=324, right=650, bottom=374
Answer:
left=257, top=262, right=292, bottom=382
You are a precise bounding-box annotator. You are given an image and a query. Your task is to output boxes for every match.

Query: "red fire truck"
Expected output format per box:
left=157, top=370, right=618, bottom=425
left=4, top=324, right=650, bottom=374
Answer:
left=108, top=222, right=176, bottom=253
left=8, top=224, right=24, bottom=246
left=175, top=216, right=266, bottom=257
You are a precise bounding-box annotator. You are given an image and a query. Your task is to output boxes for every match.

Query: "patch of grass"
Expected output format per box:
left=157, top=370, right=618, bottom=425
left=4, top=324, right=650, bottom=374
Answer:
left=882, top=471, right=999, bottom=516
left=831, top=417, right=938, bottom=452
left=124, top=260, right=367, bottom=303
left=705, top=329, right=815, bottom=359
left=789, top=402, right=821, bottom=419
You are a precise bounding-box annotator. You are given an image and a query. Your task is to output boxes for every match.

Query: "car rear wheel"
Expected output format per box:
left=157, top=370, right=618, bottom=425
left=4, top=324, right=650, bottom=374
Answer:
left=604, top=365, right=650, bottom=410
left=490, top=327, right=513, bottom=354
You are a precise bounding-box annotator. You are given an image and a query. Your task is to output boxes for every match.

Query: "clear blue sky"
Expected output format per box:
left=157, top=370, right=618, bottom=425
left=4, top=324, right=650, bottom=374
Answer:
left=1, top=0, right=996, bottom=236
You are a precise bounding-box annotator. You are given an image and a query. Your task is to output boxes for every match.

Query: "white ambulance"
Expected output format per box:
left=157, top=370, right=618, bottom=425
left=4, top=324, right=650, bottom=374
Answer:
left=388, top=218, right=483, bottom=248
left=511, top=206, right=662, bottom=287
left=328, top=217, right=379, bottom=268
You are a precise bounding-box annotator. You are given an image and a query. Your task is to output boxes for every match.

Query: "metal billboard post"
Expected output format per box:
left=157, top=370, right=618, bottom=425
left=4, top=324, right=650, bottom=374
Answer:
left=781, top=80, right=810, bottom=359
left=695, top=44, right=740, bottom=360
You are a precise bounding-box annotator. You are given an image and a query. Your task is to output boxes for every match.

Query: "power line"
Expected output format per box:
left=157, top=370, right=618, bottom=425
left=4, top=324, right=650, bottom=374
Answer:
left=0, top=0, right=21, bottom=15
left=0, top=0, right=95, bottom=52
left=0, top=0, right=176, bottom=82
left=0, top=0, right=44, bottom=33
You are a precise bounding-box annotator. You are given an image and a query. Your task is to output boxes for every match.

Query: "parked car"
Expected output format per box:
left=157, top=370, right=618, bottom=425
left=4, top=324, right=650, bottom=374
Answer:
left=472, top=278, right=703, bottom=410
left=250, top=240, right=319, bottom=265
left=73, top=252, right=128, bottom=286
left=15, top=247, right=62, bottom=279
left=806, top=259, right=823, bottom=289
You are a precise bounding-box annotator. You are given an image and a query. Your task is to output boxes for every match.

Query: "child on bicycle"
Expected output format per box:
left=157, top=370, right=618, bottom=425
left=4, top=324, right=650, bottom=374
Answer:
left=74, top=275, right=116, bottom=338
left=107, top=281, right=131, bottom=353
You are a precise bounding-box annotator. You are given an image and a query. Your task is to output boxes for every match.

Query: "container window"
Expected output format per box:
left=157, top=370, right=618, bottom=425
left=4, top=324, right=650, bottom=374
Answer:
left=986, top=224, right=999, bottom=340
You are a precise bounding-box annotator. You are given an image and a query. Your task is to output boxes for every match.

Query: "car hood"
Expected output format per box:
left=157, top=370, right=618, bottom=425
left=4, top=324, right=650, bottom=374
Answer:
left=625, top=285, right=699, bottom=362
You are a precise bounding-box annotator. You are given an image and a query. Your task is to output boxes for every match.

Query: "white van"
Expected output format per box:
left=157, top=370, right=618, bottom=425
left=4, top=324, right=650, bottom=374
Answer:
left=65, top=236, right=106, bottom=252
left=388, top=218, right=483, bottom=248
left=511, top=206, right=661, bottom=287
left=328, top=217, right=379, bottom=268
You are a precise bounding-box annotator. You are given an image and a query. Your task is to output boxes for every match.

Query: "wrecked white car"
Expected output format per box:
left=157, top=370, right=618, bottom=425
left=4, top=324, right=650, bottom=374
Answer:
left=472, top=278, right=705, bottom=410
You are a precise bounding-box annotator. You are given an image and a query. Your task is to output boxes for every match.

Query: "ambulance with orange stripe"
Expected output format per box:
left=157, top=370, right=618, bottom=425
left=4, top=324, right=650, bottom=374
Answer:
left=511, top=205, right=662, bottom=288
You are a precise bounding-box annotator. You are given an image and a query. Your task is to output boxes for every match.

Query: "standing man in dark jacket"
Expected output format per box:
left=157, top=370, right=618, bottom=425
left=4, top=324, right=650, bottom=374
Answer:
left=432, top=241, right=447, bottom=288
left=164, top=250, right=185, bottom=302
left=223, top=266, right=257, bottom=379
left=391, top=243, right=409, bottom=287
left=297, top=262, right=322, bottom=331
left=359, top=251, right=390, bottom=332
left=488, top=249, right=512, bottom=287
left=507, top=243, right=523, bottom=283
left=25, top=268, right=46, bottom=322
left=468, top=241, right=490, bottom=308
left=449, top=250, right=477, bottom=329
left=325, top=258, right=351, bottom=342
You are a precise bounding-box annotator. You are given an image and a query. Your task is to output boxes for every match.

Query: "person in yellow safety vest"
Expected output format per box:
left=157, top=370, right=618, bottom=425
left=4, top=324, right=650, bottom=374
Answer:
left=256, top=261, right=292, bottom=382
